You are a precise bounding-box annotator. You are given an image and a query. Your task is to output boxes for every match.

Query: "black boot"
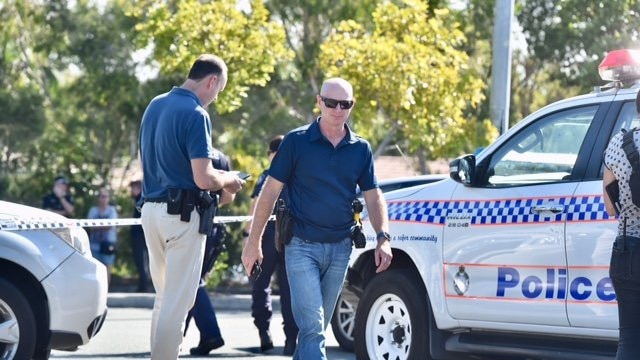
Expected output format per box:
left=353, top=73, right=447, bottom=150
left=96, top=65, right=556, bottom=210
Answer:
left=283, top=338, right=296, bottom=356
left=189, top=337, right=224, bottom=355
left=259, top=330, right=274, bottom=352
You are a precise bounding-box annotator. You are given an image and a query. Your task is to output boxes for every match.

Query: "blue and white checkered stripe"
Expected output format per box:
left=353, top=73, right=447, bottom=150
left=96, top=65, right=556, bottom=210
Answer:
left=388, top=195, right=610, bottom=225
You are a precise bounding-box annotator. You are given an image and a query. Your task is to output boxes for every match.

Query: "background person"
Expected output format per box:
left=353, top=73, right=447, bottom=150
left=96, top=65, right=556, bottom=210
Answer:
left=139, top=54, right=244, bottom=359
left=87, top=187, right=118, bottom=284
left=42, top=175, right=74, bottom=217
left=243, top=134, right=298, bottom=355
left=130, top=180, right=152, bottom=293
left=242, top=77, right=393, bottom=359
left=602, top=91, right=640, bottom=359
left=187, top=148, right=236, bottom=355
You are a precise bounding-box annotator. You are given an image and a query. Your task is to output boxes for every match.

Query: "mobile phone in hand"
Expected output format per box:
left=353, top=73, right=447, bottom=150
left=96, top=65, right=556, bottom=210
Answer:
left=237, top=171, right=251, bottom=180
left=250, top=261, right=262, bottom=281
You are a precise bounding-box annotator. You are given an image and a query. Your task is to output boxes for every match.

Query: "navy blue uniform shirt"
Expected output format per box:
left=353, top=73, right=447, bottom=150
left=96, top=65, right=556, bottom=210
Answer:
left=139, top=87, right=215, bottom=199
left=42, top=192, right=73, bottom=215
left=269, top=118, right=377, bottom=243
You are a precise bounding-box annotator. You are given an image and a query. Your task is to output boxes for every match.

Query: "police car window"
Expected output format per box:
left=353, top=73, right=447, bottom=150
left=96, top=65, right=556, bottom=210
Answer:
left=598, top=100, right=640, bottom=177
left=487, top=106, right=598, bottom=186
left=610, top=100, right=640, bottom=136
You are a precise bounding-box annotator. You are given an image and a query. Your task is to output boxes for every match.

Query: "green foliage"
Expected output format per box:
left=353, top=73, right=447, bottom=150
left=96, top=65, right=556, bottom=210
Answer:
left=128, top=0, right=294, bottom=114
left=318, top=0, right=489, bottom=158
left=450, top=0, right=494, bottom=129
left=0, top=1, right=50, bottom=199
left=518, top=0, right=640, bottom=92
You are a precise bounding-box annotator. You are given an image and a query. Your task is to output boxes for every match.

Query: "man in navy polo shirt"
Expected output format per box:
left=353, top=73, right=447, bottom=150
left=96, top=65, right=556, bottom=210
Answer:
left=242, top=77, right=393, bottom=359
left=139, top=54, right=245, bottom=359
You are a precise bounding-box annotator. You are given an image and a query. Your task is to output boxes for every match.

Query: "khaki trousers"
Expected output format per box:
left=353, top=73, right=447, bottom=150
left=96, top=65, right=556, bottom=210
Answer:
left=141, top=202, right=205, bottom=360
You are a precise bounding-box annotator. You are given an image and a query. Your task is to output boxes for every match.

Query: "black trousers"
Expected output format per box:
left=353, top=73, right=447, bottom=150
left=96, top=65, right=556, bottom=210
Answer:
left=611, top=235, right=640, bottom=360
left=130, top=226, right=151, bottom=292
left=251, top=222, right=298, bottom=341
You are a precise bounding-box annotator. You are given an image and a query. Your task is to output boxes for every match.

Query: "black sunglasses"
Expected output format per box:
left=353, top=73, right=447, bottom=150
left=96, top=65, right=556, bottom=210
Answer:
left=321, top=96, right=354, bottom=110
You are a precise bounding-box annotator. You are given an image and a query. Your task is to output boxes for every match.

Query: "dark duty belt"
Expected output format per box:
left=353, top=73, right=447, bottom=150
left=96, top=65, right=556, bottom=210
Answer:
left=144, top=197, right=168, bottom=203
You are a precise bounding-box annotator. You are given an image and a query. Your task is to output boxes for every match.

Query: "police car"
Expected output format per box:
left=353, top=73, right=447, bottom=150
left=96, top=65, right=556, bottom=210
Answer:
left=0, top=201, right=108, bottom=359
left=348, top=49, right=640, bottom=360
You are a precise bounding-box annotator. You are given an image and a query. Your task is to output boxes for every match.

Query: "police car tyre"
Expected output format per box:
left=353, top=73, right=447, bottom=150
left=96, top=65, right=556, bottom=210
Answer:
left=0, top=278, right=37, bottom=360
left=331, top=287, right=358, bottom=351
left=354, top=269, right=429, bottom=360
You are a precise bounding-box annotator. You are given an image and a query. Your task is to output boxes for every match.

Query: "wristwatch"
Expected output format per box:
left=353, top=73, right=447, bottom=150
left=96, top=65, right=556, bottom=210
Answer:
left=376, top=231, right=391, bottom=242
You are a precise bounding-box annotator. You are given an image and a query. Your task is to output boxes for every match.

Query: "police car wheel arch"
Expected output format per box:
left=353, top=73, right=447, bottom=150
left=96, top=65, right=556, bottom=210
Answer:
left=0, top=277, right=37, bottom=360
left=354, top=269, right=430, bottom=360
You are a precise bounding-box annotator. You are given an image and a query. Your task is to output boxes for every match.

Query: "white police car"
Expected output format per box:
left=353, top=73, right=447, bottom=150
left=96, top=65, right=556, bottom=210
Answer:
left=0, top=201, right=108, bottom=359
left=348, top=49, right=640, bottom=360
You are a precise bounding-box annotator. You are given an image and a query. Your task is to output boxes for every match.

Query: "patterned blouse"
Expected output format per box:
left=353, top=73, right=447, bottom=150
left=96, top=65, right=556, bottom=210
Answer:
left=604, top=129, right=640, bottom=237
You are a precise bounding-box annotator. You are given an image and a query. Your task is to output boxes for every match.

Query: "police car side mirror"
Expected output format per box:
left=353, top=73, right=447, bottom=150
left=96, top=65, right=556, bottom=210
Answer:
left=449, top=154, right=476, bottom=185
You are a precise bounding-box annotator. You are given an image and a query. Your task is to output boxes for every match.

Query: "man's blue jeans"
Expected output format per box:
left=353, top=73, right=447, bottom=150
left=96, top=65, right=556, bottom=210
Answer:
left=252, top=222, right=298, bottom=341
left=285, top=236, right=352, bottom=360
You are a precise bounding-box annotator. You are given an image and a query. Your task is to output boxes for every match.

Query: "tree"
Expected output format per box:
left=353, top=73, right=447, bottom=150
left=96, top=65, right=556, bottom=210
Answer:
left=128, top=0, right=293, bottom=115
left=318, top=0, right=492, bottom=162
left=263, top=0, right=379, bottom=122
left=0, top=1, right=50, bottom=198
left=518, top=0, right=640, bottom=103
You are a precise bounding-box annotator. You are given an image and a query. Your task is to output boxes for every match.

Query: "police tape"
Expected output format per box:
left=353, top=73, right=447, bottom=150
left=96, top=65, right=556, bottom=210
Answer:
left=0, top=215, right=267, bottom=232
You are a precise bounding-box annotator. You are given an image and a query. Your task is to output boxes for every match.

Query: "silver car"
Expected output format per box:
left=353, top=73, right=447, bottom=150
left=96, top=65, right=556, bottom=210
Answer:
left=0, top=201, right=108, bottom=359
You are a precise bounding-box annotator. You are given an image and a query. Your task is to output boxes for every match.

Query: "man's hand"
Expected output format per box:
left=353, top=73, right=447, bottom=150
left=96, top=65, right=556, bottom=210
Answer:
left=224, top=172, right=245, bottom=194
left=241, top=235, right=263, bottom=277
left=374, top=238, right=392, bottom=273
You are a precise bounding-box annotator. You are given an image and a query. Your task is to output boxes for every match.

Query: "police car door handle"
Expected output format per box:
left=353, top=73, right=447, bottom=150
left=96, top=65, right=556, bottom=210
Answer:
left=532, top=205, right=564, bottom=214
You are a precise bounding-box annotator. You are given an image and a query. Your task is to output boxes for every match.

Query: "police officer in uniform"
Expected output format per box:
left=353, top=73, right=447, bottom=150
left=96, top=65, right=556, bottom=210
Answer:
left=187, top=148, right=235, bottom=355
left=139, top=54, right=245, bottom=359
left=243, top=135, right=298, bottom=355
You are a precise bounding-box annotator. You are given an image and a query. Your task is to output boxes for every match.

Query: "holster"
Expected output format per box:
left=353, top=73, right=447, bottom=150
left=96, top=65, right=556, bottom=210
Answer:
left=275, top=199, right=294, bottom=252
left=196, top=192, right=219, bottom=235
left=166, top=188, right=197, bottom=222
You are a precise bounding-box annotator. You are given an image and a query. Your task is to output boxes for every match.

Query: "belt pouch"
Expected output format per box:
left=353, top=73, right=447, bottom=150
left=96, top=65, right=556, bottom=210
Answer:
left=167, top=188, right=183, bottom=215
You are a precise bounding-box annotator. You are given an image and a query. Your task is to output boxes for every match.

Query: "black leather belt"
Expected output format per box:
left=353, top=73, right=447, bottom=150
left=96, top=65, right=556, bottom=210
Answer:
left=144, top=197, right=167, bottom=203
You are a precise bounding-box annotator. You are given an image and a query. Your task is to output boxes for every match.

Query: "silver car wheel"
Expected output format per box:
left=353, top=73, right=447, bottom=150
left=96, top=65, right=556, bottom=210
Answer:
left=0, top=298, right=19, bottom=360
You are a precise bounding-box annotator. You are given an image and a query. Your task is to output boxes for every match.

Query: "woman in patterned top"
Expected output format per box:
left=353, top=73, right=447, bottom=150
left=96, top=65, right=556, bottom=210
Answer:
left=602, top=91, right=640, bottom=360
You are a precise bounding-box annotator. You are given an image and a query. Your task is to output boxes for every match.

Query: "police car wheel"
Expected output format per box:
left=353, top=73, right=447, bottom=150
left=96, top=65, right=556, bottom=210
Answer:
left=331, top=287, right=359, bottom=351
left=354, top=269, right=429, bottom=360
left=0, top=278, right=37, bottom=360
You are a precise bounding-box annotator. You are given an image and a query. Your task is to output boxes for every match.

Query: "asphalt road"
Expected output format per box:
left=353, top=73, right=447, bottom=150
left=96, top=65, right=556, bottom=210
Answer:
left=48, top=292, right=527, bottom=360
left=50, top=293, right=355, bottom=360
